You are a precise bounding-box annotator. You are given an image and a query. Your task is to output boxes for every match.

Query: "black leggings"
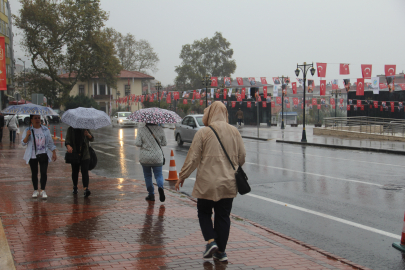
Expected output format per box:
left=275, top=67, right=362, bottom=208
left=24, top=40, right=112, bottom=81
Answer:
left=29, top=158, right=48, bottom=190
left=71, top=159, right=90, bottom=188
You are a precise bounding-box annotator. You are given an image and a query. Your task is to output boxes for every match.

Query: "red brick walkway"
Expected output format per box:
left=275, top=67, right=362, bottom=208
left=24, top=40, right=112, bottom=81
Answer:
left=0, top=136, right=370, bottom=270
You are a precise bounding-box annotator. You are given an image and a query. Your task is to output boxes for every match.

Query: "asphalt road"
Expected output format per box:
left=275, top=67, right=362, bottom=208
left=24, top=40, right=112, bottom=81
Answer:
left=51, top=123, right=405, bottom=270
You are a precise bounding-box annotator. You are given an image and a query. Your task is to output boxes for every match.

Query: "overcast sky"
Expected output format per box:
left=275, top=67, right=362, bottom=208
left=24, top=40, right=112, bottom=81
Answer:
left=9, top=0, right=405, bottom=87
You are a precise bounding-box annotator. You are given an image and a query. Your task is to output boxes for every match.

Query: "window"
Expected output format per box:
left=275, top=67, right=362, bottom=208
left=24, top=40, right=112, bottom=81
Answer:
left=196, top=117, right=204, bottom=126
left=5, top=44, right=9, bottom=58
left=188, top=118, right=196, bottom=127
left=6, top=23, right=9, bottom=37
left=79, top=85, right=85, bottom=95
left=1, top=0, right=3, bottom=14
left=182, top=117, right=190, bottom=125
left=6, top=64, right=10, bottom=78
left=4, top=3, right=7, bottom=16
left=125, top=85, right=130, bottom=96
left=99, top=84, right=106, bottom=95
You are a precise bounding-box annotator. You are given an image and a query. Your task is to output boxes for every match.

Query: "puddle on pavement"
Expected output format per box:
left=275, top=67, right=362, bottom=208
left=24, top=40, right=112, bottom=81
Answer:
left=381, top=184, right=405, bottom=190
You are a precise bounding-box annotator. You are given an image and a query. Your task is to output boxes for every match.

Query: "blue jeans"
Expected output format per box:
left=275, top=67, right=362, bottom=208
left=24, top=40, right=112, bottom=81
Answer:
left=142, top=166, right=164, bottom=195
left=9, top=130, right=16, bottom=143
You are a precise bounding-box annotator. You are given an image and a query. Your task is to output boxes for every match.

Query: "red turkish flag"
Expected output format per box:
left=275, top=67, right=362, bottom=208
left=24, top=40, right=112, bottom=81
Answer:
left=223, top=89, right=227, bottom=99
left=175, top=92, right=180, bottom=100
left=317, top=63, right=327, bottom=77
left=141, top=96, right=144, bottom=103
left=370, top=104, right=373, bottom=109
left=361, top=64, right=372, bottom=79
left=332, top=105, right=336, bottom=109
left=216, top=93, right=219, bottom=99
left=380, top=106, right=383, bottom=111
left=385, top=65, right=396, bottom=76
left=231, top=101, right=236, bottom=108
left=149, top=95, right=153, bottom=102
left=356, top=78, right=364, bottom=96
left=241, top=88, right=246, bottom=99
left=320, top=80, right=326, bottom=96
left=293, top=98, right=299, bottom=105
left=373, top=101, right=378, bottom=108
left=183, top=99, right=187, bottom=104
left=292, top=82, right=297, bottom=94
left=236, top=77, right=243, bottom=85
left=357, top=100, right=362, bottom=106
left=317, top=104, right=321, bottom=109
left=271, top=101, right=275, bottom=108
left=263, top=86, right=267, bottom=98
left=247, top=101, right=251, bottom=108
left=200, top=100, right=203, bottom=106
left=196, top=93, right=201, bottom=99
left=211, top=77, right=218, bottom=87
left=257, top=96, right=262, bottom=102
left=276, top=97, right=282, bottom=104
left=0, top=37, right=6, bottom=90
left=361, top=105, right=364, bottom=111
left=340, top=98, right=344, bottom=104
left=312, top=98, right=317, bottom=105
left=166, top=93, right=171, bottom=104
left=330, top=98, right=335, bottom=105
left=391, top=103, right=395, bottom=112
left=192, top=90, right=196, bottom=99
left=236, top=94, right=241, bottom=102
left=260, top=77, right=267, bottom=84
left=286, top=103, right=290, bottom=109
left=379, top=83, right=387, bottom=89
left=340, top=64, right=350, bottom=75
left=300, top=103, right=303, bottom=109
left=399, top=84, right=405, bottom=90
left=347, top=105, right=351, bottom=111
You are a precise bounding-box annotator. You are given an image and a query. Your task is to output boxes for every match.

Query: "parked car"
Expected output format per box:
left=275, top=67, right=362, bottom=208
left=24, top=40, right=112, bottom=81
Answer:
left=111, top=112, right=137, bottom=127
left=4, top=114, right=47, bottom=125
left=47, top=114, right=60, bottom=123
left=174, top=114, right=204, bottom=146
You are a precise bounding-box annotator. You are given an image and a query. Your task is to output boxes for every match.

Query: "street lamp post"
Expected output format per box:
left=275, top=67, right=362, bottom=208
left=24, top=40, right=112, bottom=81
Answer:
left=201, top=75, right=211, bottom=107
left=156, top=81, right=162, bottom=108
left=279, top=75, right=289, bottom=129
left=295, top=62, right=316, bottom=143
left=18, top=58, right=26, bottom=101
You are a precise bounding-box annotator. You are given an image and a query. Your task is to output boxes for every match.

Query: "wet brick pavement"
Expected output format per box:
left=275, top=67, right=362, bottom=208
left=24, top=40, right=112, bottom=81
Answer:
left=0, top=134, right=370, bottom=270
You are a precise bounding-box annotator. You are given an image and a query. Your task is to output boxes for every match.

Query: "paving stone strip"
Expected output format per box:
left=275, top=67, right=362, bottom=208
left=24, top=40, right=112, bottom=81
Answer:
left=0, top=142, right=371, bottom=270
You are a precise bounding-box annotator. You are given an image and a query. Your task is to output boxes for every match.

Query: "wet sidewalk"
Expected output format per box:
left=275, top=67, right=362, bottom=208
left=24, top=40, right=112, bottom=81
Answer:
left=0, top=136, right=369, bottom=269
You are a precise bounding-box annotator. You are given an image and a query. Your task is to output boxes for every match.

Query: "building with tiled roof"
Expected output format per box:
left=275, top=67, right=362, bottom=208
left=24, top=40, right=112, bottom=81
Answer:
left=60, top=70, right=155, bottom=113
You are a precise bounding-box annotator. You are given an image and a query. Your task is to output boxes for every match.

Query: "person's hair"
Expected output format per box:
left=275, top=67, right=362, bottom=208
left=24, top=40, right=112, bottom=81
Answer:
left=30, top=114, right=41, bottom=119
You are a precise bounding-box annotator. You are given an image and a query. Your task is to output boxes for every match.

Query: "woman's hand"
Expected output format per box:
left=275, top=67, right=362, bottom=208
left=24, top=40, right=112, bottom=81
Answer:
left=84, top=130, right=91, bottom=139
left=67, top=145, right=73, bottom=153
left=52, top=151, right=57, bottom=162
left=175, top=178, right=185, bottom=191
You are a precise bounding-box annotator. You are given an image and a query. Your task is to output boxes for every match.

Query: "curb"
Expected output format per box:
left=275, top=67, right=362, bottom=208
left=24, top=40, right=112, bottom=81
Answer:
left=0, top=218, right=16, bottom=270
left=276, top=140, right=405, bottom=155
left=166, top=187, right=372, bottom=270
left=241, top=136, right=272, bottom=141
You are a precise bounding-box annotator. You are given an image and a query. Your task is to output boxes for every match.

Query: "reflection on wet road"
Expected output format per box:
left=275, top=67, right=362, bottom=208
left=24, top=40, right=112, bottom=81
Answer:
left=52, top=124, right=405, bottom=270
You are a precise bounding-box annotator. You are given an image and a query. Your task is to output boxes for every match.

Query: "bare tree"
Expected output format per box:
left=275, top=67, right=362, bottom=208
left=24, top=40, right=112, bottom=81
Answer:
left=107, top=28, right=159, bottom=74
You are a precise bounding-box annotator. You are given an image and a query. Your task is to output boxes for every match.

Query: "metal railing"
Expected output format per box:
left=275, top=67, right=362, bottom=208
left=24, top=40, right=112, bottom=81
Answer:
left=323, top=116, right=405, bottom=138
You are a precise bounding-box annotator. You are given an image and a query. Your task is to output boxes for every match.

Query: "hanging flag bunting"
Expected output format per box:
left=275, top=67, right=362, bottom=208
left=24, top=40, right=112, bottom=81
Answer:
left=223, top=89, right=227, bottom=99
left=357, top=100, right=362, bottom=106
left=260, top=77, right=267, bottom=84
left=385, top=65, right=396, bottom=76
left=308, top=80, right=314, bottom=93
left=271, top=101, right=275, bottom=108
left=340, top=98, right=344, bottom=104
left=391, top=102, right=395, bottom=112
left=399, top=102, right=403, bottom=111
left=292, top=82, right=297, bottom=94
left=330, top=98, right=335, bottom=105
left=196, top=93, right=201, bottom=99
left=224, top=77, right=231, bottom=87
left=236, top=77, right=244, bottom=85
left=347, top=105, right=351, bottom=111
left=273, top=85, right=279, bottom=97
left=262, top=101, right=267, bottom=108
left=215, top=93, right=220, bottom=99
left=332, top=79, right=339, bottom=90
left=183, top=99, right=187, bottom=104
left=317, top=63, right=327, bottom=77
left=228, top=88, right=232, bottom=97
left=231, top=101, right=236, bottom=108
left=286, top=103, right=290, bottom=109
left=356, top=78, right=364, bottom=96
left=236, top=94, right=242, bottom=102
left=370, top=77, right=379, bottom=94
left=296, top=78, right=303, bottom=85
left=199, top=100, right=203, bottom=106
left=320, top=80, right=326, bottom=96
left=247, top=101, right=251, bottom=108
left=361, top=105, right=364, bottom=111
left=386, top=76, right=395, bottom=92
left=361, top=64, right=372, bottom=79
left=340, top=64, right=350, bottom=75
left=379, top=83, right=387, bottom=89
left=373, top=101, right=378, bottom=108
left=211, top=77, right=218, bottom=87
left=273, top=77, right=281, bottom=84
left=317, top=104, right=321, bottom=110
left=248, top=77, right=256, bottom=86
left=343, top=79, right=350, bottom=92
left=380, top=105, right=383, bottom=111
left=149, top=95, right=154, bottom=102
left=166, top=93, right=171, bottom=103
left=293, top=97, right=299, bottom=105
left=241, top=88, right=246, bottom=99
left=276, top=97, right=282, bottom=104
left=263, top=86, right=268, bottom=98
left=312, top=98, right=317, bottom=105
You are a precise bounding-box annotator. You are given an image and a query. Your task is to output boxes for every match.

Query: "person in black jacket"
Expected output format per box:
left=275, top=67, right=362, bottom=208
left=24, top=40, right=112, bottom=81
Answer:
left=0, top=112, right=4, bottom=143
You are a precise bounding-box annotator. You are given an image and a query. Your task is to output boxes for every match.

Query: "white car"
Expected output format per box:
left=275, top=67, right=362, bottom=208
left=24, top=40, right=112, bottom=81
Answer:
left=111, top=112, right=137, bottom=127
left=174, top=114, right=204, bottom=146
left=4, top=114, right=46, bottom=125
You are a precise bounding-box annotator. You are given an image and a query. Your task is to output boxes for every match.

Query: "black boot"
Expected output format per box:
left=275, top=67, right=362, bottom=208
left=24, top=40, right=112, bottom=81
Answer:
left=145, top=194, right=155, bottom=201
left=158, top=187, right=165, bottom=202
left=73, top=186, right=78, bottom=194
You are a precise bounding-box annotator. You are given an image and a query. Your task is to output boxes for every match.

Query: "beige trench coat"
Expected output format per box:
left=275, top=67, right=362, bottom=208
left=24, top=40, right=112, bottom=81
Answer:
left=179, top=102, right=246, bottom=201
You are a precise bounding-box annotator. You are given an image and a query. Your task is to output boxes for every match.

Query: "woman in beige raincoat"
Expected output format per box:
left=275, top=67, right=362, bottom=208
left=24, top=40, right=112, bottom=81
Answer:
left=175, top=101, right=246, bottom=262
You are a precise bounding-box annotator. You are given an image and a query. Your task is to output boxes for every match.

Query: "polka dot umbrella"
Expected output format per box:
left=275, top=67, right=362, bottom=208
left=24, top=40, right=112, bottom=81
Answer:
left=127, top=107, right=182, bottom=124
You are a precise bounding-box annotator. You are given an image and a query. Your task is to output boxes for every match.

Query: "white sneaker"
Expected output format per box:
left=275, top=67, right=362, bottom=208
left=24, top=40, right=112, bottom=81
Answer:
left=40, top=190, right=47, bottom=199
left=32, top=190, right=39, bottom=198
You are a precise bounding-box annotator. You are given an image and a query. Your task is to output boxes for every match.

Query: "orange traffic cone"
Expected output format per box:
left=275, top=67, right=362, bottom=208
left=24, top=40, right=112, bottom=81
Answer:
left=165, top=149, right=179, bottom=181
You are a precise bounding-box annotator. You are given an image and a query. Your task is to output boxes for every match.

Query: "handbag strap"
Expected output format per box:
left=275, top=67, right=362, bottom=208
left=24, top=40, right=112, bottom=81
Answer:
left=145, top=125, right=165, bottom=159
left=32, top=127, right=37, bottom=155
left=209, top=126, right=235, bottom=171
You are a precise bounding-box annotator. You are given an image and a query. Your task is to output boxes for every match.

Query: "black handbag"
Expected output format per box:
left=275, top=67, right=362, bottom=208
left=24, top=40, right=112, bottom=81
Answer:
left=32, top=128, right=49, bottom=164
left=146, top=125, right=165, bottom=165
left=88, top=146, right=97, bottom=170
left=209, top=126, right=251, bottom=195
left=65, top=152, right=80, bottom=164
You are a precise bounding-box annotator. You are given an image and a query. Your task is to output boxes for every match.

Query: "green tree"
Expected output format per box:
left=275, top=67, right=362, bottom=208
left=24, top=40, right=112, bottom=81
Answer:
left=64, top=95, right=100, bottom=110
left=106, top=28, right=159, bottom=74
left=175, top=32, right=236, bottom=90
left=14, top=0, right=122, bottom=105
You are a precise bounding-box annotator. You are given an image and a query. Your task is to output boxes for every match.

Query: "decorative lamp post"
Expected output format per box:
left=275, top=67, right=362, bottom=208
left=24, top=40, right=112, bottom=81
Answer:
left=18, top=58, right=26, bottom=102
left=156, top=81, right=162, bottom=108
left=295, top=62, right=316, bottom=143
left=279, top=75, right=289, bottom=129
left=201, top=75, right=211, bottom=107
